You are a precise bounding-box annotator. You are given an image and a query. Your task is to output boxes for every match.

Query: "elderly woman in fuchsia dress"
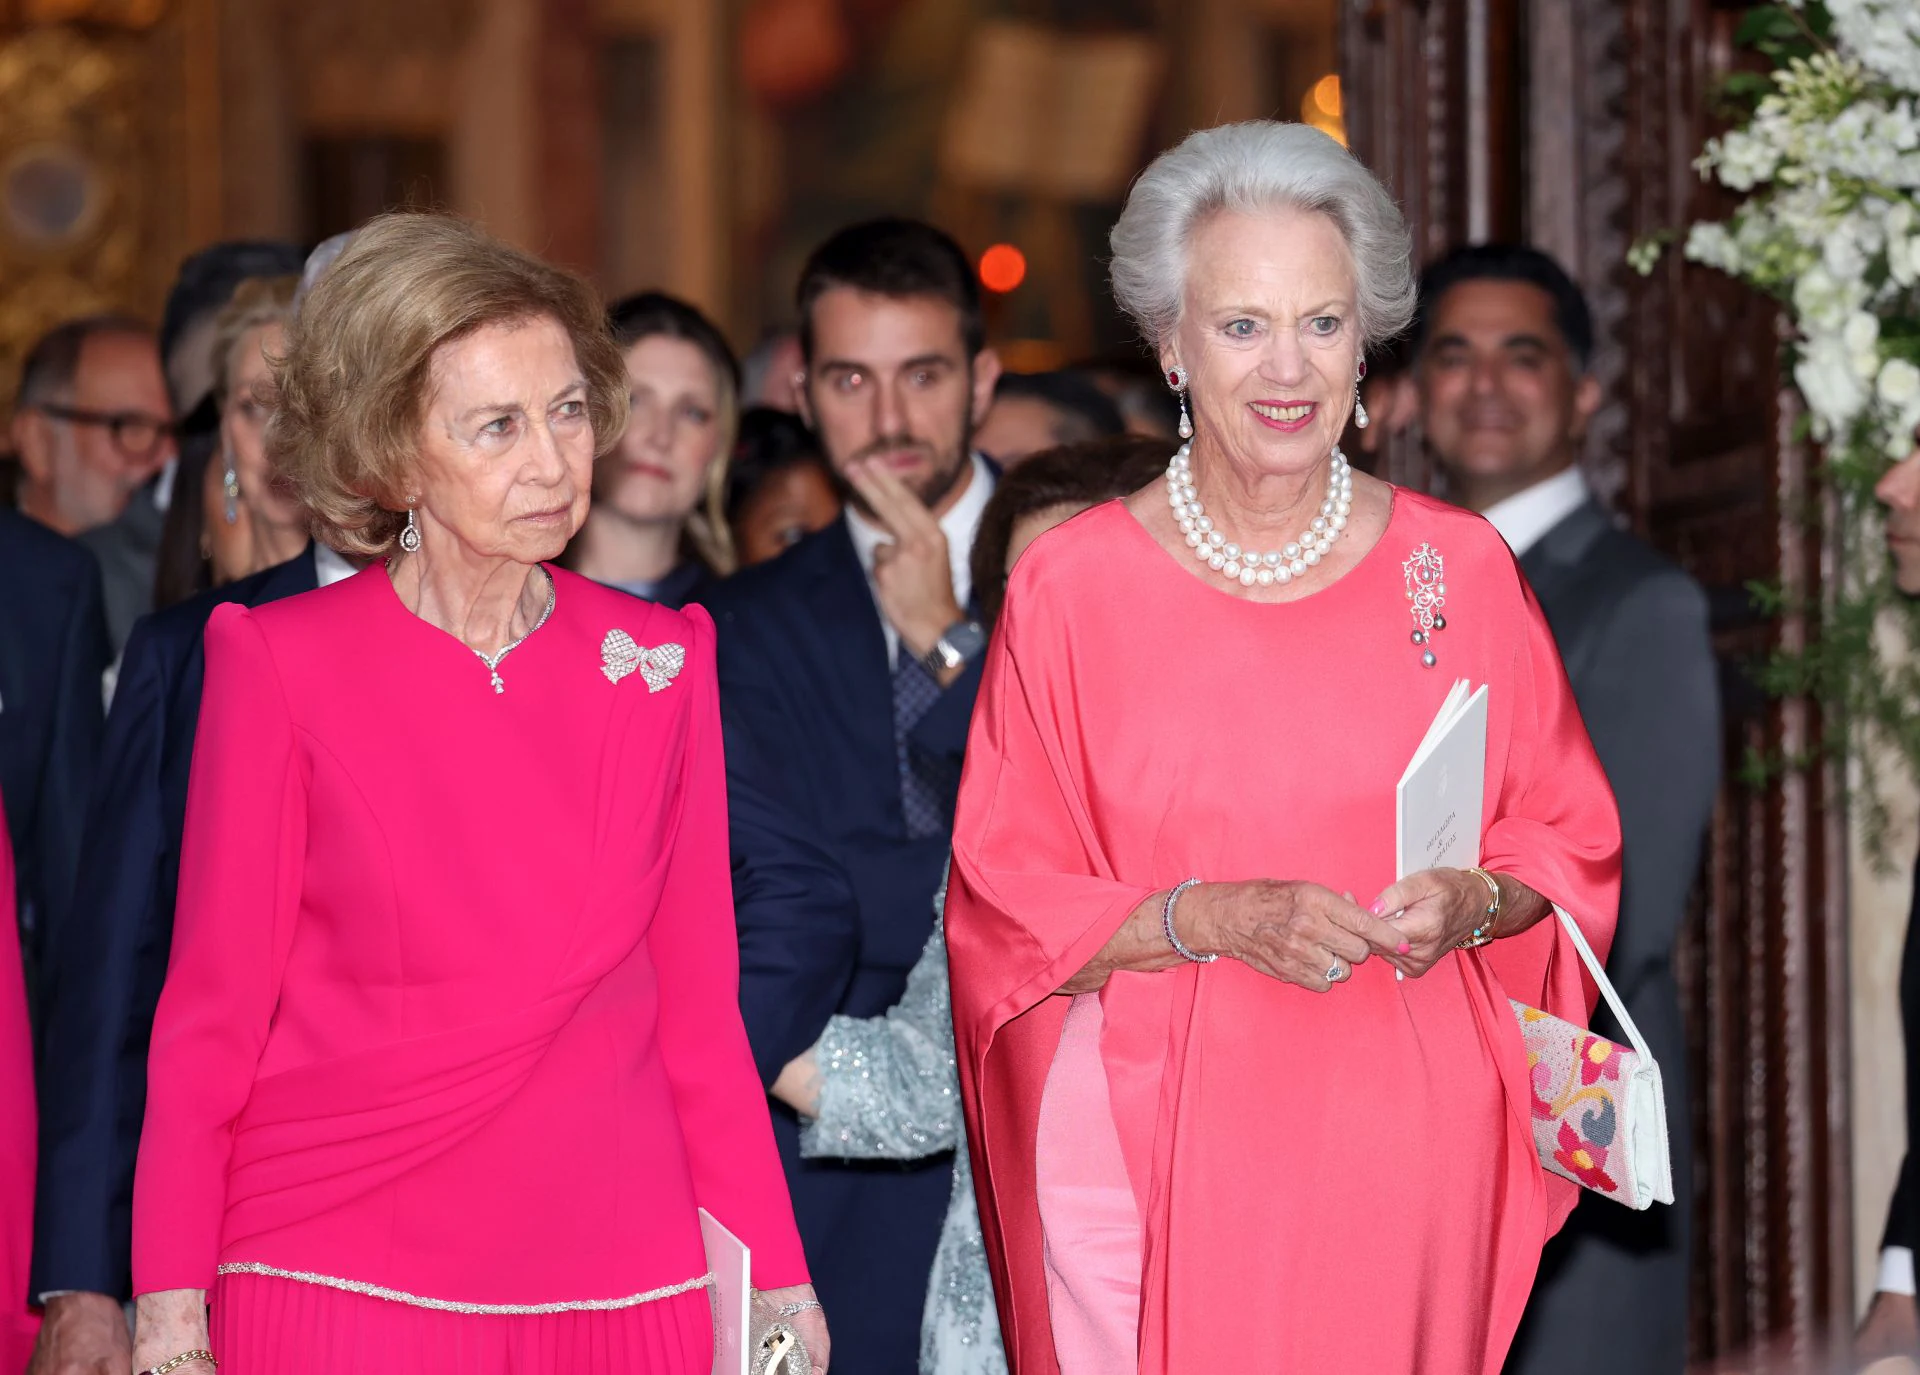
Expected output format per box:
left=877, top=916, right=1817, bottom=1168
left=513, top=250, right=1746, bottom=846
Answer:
left=130, top=213, right=826, bottom=1375
left=944, top=121, right=1622, bottom=1374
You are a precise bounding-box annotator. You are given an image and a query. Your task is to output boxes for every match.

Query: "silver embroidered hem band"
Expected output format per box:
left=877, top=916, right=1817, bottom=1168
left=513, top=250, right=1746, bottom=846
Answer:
left=214, top=1261, right=712, bottom=1315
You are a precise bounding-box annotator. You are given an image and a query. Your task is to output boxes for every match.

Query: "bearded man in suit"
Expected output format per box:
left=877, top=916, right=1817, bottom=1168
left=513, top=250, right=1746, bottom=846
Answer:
left=1412, top=244, right=1719, bottom=1375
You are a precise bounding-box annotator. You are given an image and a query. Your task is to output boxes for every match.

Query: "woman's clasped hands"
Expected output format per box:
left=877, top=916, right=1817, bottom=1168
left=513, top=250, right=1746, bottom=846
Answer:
left=1178, top=869, right=1537, bottom=991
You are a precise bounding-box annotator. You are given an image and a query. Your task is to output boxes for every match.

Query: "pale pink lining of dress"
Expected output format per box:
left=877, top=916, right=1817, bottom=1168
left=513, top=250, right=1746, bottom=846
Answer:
left=1035, top=992, right=1142, bottom=1374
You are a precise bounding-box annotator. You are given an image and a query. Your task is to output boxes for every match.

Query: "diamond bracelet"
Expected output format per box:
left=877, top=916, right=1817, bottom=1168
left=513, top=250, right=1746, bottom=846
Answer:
left=1162, top=877, right=1215, bottom=964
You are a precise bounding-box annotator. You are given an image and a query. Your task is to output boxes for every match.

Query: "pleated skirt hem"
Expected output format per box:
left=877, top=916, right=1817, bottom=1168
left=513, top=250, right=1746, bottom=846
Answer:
left=209, top=1271, right=714, bottom=1375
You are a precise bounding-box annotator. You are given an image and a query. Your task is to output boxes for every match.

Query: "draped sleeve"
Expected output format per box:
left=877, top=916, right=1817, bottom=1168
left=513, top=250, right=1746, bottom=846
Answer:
left=132, top=604, right=307, bottom=1295
left=1479, top=578, right=1622, bottom=1037
left=944, top=559, right=1159, bottom=1365
left=945, top=573, right=1158, bottom=1041
left=647, top=608, right=809, bottom=1290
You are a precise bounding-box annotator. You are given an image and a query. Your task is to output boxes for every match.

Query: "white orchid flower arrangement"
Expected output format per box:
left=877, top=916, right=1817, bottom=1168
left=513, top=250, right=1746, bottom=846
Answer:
left=1634, top=1, right=1920, bottom=851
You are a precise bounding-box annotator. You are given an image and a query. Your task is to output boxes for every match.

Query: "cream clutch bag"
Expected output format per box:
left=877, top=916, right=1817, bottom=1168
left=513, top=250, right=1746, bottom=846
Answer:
left=1511, top=907, right=1674, bottom=1211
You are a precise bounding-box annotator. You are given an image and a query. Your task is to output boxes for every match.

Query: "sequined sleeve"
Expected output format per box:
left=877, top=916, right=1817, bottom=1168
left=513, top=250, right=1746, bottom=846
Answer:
left=798, top=914, right=960, bottom=1162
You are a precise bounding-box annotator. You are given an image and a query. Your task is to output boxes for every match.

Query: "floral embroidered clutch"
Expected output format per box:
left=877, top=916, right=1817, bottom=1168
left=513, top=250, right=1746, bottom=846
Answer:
left=1511, top=908, right=1674, bottom=1211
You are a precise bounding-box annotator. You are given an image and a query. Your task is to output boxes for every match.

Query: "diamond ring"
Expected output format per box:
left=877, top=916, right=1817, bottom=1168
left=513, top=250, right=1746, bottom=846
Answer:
left=1325, top=958, right=1346, bottom=984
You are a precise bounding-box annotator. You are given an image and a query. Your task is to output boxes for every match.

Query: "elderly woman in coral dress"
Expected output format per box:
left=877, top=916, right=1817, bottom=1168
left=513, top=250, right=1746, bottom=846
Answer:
left=944, top=121, right=1622, bottom=1374
left=130, top=213, right=824, bottom=1375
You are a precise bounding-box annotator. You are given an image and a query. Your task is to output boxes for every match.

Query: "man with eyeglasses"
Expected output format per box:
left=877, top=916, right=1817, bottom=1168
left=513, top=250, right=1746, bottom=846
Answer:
left=8, top=317, right=174, bottom=543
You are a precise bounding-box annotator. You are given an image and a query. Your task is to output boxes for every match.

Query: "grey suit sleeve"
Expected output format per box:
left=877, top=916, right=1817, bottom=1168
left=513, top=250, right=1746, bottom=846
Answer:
left=1575, top=571, right=1719, bottom=989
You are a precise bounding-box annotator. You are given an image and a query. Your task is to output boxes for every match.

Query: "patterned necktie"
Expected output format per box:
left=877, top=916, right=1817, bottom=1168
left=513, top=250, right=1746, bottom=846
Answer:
left=892, top=653, right=951, bottom=838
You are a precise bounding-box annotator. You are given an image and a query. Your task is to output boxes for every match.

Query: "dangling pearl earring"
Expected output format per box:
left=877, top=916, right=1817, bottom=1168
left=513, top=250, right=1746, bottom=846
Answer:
left=222, top=446, right=241, bottom=524
left=400, top=504, right=422, bottom=554
left=1354, top=382, right=1370, bottom=430
left=1167, top=366, right=1193, bottom=440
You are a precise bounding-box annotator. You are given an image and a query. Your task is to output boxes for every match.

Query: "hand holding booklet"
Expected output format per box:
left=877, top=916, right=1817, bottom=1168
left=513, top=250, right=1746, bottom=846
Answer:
left=1394, top=681, right=1673, bottom=1210
left=701, top=1209, right=815, bottom=1375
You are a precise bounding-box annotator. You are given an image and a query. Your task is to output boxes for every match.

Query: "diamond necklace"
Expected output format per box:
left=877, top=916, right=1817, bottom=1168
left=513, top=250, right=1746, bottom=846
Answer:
left=1165, top=442, right=1353, bottom=588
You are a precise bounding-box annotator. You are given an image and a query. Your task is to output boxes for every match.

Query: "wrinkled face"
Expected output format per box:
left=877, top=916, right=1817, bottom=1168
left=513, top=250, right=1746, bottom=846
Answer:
left=1875, top=440, right=1920, bottom=596
left=974, top=396, right=1077, bottom=469
left=732, top=460, right=842, bottom=566
left=1165, top=207, right=1360, bottom=483
left=23, top=330, right=175, bottom=532
left=800, top=288, right=997, bottom=513
left=222, top=321, right=302, bottom=531
left=1415, top=280, right=1599, bottom=499
left=598, top=335, right=726, bottom=527
left=411, top=315, right=594, bottom=566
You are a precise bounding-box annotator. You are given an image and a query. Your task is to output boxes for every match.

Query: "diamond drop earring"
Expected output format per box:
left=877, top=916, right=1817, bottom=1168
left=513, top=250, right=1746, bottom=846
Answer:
left=1354, top=382, right=1370, bottom=430
left=222, top=446, right=240, bottom=524
left=1167, top=366, right=1192, bottom=440
left=400, top=504, right=422, bottom=554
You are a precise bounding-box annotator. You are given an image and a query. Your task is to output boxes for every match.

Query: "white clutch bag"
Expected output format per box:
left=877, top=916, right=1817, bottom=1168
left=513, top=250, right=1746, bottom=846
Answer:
left=1510, top=907, right=1674, bottom=1211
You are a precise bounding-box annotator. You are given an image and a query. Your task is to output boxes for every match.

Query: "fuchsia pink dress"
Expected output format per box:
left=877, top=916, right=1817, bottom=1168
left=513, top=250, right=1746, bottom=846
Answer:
left=132, top=566, right=806, bottom=1373
left=946, top=493, right=1622, bottom=1374
left=0, top=794, right=40, bottom=1371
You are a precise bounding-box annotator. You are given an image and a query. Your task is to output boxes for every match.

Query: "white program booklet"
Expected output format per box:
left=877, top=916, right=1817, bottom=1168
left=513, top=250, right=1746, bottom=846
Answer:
left=1396, top=679, right=1489, bottom=879
left=701, top=1207, right=749, bottom=1375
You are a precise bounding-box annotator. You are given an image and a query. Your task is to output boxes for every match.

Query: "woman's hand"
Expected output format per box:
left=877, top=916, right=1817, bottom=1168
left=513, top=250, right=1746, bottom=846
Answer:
left=769, top=1049, right=823, bottom=1118
left=758, top=1283, right=830, bottom=1372
left=1185, top=880, right=1404, bottom=992
left=131, top=1288, right=212, bottom=1375
left=1369, top=868, right=1549, bottom=978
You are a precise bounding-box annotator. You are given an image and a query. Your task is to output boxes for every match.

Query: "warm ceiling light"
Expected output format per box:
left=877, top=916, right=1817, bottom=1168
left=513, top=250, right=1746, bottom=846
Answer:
left=1308, top=74, right=1343, bottom=120
left=979, top=243, right=1028, bottom=294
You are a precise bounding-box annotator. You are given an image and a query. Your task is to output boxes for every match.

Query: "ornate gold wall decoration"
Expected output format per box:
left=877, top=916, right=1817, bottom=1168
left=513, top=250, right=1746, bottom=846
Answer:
left=0, top=24, right=145, bottom=419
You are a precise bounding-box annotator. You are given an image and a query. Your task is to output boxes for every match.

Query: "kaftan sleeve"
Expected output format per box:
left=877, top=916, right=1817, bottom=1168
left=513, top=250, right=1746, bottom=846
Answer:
left=132, top=605, right=307, bottom=1295
left=646, top=608, right=809, bottom=1290
left=1478, top=578, right=1623, bottom=1023
left=800, top=912, right=962, bottom=1161
left=945, top=566, right=1159, bottom=1088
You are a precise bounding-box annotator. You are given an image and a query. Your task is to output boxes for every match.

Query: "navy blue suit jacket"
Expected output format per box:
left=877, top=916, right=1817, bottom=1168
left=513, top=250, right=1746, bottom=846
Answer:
left=31, top=548, right=318, bottom=1300
left=705, top=520, right=983, bottom=1375
left=0, top=509, right=108, bottom=1009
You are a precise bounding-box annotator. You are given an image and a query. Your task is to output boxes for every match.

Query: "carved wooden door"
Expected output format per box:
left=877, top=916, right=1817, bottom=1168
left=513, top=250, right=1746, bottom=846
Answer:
left=1342, top=1, right=1850, bottom=1365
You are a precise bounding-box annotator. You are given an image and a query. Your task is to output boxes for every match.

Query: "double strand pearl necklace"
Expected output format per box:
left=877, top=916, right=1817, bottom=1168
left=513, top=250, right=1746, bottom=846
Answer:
left=1165, top=442, right=1354, bottom=587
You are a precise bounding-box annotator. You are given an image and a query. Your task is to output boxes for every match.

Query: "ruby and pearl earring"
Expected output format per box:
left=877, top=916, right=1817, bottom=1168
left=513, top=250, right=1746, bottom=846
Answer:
left=1161, top=364, right=1354, bottom=589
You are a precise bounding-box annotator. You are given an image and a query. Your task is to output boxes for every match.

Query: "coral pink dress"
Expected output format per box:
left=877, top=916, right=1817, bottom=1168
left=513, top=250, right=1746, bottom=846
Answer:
left=133, top=566, right=806, bottom=1374
left=946, top=493, right=1622, bottom=1374
left=0, top=794, right=40, bottom=1370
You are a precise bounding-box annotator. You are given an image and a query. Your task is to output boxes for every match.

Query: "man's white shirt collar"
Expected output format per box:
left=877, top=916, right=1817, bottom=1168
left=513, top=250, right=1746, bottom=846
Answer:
left=1479, top=466, right=1590, bottom=558
left=846, top=452, right=995, bottom=666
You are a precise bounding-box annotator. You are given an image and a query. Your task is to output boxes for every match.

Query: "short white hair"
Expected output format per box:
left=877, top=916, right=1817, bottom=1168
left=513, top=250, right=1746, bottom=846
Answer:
left=1110, top=121, right=1416, bottom=353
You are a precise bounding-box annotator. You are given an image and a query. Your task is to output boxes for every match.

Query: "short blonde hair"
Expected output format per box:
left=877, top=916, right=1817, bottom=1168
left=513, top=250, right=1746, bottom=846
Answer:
left=210, top=274, right=298, bottom=410
left=271, top=213, right=630, bottom=558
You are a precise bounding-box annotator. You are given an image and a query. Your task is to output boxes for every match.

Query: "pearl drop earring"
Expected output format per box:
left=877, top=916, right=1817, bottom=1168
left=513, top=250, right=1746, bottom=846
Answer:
left=1167, top=366, right=1193, bottom=440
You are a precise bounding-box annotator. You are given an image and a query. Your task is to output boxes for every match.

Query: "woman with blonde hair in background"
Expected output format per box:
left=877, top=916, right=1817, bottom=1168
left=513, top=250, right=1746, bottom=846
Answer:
left=568, top=291, right=739, bottom=606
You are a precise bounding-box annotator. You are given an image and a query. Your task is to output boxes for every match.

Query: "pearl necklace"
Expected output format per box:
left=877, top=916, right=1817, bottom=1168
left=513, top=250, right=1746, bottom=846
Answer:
left=1165, top=443, right=1353, bottom=587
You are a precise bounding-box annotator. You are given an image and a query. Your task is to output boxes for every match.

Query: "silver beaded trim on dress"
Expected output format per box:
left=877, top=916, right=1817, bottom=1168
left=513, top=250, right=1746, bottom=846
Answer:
left=214, top=1260, right=711, bottom=1315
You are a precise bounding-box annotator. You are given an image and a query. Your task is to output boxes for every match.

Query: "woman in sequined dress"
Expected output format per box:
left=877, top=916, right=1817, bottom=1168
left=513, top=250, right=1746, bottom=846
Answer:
left=768, top=438, right=1169, bottom=1375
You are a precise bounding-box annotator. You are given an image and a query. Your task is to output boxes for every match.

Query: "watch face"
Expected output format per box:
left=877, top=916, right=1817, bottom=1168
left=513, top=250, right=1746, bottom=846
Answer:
left=943, top=620, right=987, bottom=662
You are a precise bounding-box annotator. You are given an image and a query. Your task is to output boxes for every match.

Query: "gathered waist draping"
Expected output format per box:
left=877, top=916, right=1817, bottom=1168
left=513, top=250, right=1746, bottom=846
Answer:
left=223, top=991, right=595, bottom=1243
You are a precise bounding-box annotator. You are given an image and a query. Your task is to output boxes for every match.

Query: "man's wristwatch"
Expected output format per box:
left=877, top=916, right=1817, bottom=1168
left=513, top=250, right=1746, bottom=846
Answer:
left=921, top=619, right=987, bottom=676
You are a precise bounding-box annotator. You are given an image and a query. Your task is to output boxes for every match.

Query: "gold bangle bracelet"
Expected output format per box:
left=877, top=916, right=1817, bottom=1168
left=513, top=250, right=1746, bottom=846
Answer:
left=1456, top=867, right=1503, bottom=949
left=143, top=1352, right=216, bottom=1375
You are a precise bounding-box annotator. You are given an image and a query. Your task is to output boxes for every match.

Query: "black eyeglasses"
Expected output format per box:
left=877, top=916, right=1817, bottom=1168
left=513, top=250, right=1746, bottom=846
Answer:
left=35, top=403, right=176, bottom=459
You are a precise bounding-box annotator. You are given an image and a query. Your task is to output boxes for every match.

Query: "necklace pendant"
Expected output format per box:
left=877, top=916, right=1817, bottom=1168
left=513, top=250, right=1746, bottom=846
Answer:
left=491, top=670, right=505, bottom=694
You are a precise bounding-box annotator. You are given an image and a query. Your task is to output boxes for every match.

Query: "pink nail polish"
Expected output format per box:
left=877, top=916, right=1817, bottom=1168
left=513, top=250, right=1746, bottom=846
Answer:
left=1397, top=941, right=1412, bottom=954
left=1369, top=900, right=1386, bottom=916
